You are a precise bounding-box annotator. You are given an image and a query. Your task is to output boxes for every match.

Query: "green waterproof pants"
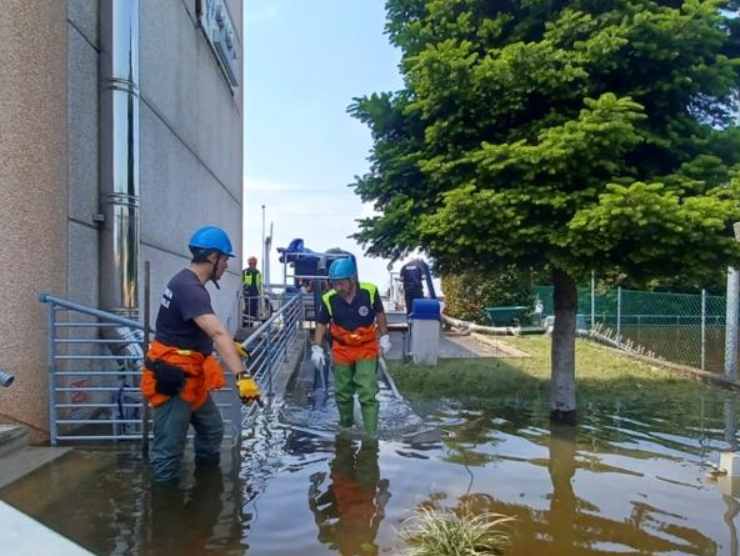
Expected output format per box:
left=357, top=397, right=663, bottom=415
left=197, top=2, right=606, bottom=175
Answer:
left=334, top=358, right=378, bottom=436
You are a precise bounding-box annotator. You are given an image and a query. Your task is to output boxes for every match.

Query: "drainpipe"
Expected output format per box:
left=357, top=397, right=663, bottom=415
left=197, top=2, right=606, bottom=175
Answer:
left=99, top=1, right=142, bottom=355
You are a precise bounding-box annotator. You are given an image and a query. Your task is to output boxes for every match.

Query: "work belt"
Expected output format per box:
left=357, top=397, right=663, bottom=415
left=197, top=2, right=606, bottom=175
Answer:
left=329, top=324, right=379, bottom=364
left=140, top=340, right=226, bottom=409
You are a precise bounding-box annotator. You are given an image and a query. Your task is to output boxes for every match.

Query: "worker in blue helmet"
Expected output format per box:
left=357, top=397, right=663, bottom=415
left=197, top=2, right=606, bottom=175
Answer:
left=312, top=257, right=392, bottom=436
left=141, top=226, right=261, bottom=483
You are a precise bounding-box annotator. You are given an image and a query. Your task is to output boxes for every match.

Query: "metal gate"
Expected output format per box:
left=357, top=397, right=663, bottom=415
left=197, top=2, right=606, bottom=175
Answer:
left=40, top=292, right=304, bottom=445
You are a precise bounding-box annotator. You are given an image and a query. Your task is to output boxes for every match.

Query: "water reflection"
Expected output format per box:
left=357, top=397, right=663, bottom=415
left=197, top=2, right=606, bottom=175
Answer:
left=308, top=435, right=390, bottom=555
left=3, top=384, right=740, bottom=554
left=146, top=467, right=226, bottom=553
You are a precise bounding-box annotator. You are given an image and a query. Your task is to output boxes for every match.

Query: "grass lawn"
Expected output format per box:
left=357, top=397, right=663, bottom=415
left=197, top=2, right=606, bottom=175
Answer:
left=388, top=335, right=735, bottom=411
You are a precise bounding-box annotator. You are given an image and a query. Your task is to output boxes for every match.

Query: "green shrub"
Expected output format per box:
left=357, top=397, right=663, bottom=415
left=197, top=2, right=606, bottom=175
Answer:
left=442, top=268, right=534, bottom=324
left=400, top=506, right=514, bottom=556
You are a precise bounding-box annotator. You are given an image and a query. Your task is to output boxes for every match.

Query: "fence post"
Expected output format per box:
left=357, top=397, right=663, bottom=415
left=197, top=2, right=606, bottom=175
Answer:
left=47, top=303, right=58, bottom=447
left=701, top=288, right=706, bottom=371
left=591, top=271, right=596, bottom=329
left=266, top=323, right=274, bottom=398
left=617, top=286, right=622, bottom=346
left=142, top=261, right=151, bottom=455
left=725, top=222, right=740, bottom=381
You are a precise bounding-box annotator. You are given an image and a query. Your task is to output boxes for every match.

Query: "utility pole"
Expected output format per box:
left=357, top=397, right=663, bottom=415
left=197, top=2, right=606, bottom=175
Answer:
left=261, top=204, right=266, bottom=278
left=725, top=222, right=740, bottom=381
left=265, top=222, right=273, bottom=287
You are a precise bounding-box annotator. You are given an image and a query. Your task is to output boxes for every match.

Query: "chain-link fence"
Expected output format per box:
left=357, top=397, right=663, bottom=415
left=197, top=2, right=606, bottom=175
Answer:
left=534, top=285, right=736, bottom=373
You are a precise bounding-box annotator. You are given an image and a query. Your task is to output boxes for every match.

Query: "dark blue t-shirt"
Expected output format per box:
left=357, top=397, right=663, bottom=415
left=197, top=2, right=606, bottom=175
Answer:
left=154, top=269, right=214, bottom=355
left=400, top=261, right=425, bottom=292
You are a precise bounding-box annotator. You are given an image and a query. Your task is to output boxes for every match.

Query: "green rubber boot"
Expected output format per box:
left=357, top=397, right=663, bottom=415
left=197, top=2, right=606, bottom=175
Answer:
left=361, top=402, right=379, bottom=437
left=337, top=401, right=355, bottom=429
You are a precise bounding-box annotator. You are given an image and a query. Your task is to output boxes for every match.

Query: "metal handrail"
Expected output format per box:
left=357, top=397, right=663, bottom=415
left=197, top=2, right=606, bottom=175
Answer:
left=40, top=290, right=304, bottom=445
left=242, top=293, right=302, bottom=349
left=39, top=293, right=143, bottom=329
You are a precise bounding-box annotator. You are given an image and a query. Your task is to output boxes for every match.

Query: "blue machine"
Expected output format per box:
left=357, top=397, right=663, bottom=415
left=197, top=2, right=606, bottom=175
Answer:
left=276, top=239, right=358, bottom=322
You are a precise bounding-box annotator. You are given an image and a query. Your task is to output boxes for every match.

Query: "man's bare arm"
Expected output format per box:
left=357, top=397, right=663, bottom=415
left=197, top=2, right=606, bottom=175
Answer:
left=376, top=312, right=388, bottom=337
left=314, top=322, right=327, bottom=347
left=194, top=313, right=244, bottom=376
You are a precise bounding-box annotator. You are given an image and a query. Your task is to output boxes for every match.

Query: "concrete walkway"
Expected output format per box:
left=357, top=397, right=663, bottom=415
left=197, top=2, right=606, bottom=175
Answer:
left=385, top=329, right=527, bottom=360
left=0, top=501, right=93, bottom=555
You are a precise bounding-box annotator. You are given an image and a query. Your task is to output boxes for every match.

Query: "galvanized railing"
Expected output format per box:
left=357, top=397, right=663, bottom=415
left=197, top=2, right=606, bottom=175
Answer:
left=39, top=291, right=304, bottom=445
left=239, top=292, right=305, bottom=426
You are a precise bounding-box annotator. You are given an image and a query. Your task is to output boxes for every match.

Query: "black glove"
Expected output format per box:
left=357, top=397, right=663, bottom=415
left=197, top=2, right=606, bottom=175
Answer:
left=146, top=358, right=185, bottom=396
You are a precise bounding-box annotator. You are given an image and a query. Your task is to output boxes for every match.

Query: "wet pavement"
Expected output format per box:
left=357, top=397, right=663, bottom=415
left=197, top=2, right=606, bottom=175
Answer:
left=385, top=329, right=508, bottom=360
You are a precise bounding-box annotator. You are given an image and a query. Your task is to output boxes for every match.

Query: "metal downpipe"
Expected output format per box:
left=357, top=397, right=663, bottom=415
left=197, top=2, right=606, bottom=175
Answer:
left=99, top=1, right=143, bottom=360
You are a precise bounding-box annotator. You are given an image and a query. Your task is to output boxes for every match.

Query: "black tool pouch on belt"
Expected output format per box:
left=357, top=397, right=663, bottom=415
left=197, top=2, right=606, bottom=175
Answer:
left=146, top=358, right=186, bottom=396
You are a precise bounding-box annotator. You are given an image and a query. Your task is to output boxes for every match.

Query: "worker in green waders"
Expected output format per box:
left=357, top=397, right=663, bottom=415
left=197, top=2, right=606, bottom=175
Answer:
left=311, top=258, right=391, bottom=437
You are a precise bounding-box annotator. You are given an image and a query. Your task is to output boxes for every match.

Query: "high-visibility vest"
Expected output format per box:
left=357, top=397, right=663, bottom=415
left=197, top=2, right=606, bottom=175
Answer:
left=321, top=282, right=378, bottom=319
left=321, top=283, right=380, bottom=364
left=242, top=268, right=262, bottom=290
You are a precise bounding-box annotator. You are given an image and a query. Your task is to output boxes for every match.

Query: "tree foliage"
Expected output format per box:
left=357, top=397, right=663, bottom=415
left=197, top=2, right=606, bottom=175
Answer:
left=350, top=0, right=740, bottom=285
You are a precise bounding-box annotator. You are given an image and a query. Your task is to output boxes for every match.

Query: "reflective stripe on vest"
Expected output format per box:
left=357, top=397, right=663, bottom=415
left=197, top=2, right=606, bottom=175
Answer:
left=321, top=282, right=378, bottom=319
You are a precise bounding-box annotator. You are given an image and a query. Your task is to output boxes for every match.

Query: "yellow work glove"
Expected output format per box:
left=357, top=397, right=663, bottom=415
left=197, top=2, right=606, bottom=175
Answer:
left=234, top=342, right=249, bottom=359
left=236, top=373, right=262, bottom=405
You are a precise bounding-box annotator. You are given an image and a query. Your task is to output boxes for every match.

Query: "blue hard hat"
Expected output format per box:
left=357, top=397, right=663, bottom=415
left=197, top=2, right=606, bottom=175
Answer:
left=188, top=226, right=235, bottom=257
left=329, top=258, right=356, bottom=281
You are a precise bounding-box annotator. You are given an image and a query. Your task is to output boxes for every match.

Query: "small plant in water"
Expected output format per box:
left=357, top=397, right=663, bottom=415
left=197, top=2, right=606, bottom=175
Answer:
left=400, top=505, right=514, bottom=555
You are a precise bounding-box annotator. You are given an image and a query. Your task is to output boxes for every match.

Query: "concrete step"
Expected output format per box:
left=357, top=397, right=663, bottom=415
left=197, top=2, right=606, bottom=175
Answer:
left=0, top=446, right=71, bottom=490
left=0, top=425, right=71, bottom=490
left=0, top=424, right=29, bottom=458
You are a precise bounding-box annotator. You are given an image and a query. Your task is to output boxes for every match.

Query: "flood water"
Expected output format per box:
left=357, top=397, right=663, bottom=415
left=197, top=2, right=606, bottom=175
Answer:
left=2, top=366, right=740, bottom=555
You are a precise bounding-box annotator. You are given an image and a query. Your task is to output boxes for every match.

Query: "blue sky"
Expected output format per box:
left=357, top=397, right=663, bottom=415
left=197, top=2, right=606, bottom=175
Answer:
left=242, top=1, right=403, bottom=289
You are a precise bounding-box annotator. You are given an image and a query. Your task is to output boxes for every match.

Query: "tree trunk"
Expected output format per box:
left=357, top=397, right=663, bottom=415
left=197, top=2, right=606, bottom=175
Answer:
left=551, top=268, right=577, bottom=423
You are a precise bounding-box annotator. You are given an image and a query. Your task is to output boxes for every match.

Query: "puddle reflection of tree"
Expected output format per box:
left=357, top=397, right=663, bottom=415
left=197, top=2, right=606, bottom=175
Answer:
left=307, top=436, right=390, bottom=556
left=448, top=395, right=740, bottom=470
left=427, top=421, right=718, bottom=554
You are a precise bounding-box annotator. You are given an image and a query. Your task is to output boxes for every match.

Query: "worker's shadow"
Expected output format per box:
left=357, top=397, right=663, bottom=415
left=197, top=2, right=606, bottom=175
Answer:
left=308, top=435, right=391, bottom=555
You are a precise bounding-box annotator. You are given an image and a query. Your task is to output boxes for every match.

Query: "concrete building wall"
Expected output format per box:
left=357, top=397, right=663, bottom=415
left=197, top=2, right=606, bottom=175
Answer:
left=67, top=0, right=100, bottom=312
left=0, top=0, right=243, bottom=437
left=139, top=0, right=244, bottom=327
left=0, top=1, right=69, bottom=434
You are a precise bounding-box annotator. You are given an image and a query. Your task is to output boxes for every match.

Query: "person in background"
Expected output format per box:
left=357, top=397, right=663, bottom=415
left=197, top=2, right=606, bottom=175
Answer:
left=242, top=256, right=263, bottom=327
left=399, top=258, right=431, bottom=315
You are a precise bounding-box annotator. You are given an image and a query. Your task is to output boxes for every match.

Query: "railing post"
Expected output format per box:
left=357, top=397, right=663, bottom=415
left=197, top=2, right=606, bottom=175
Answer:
left=47, top=303, right=58, bottom=446
left=591, top=271, right=596, bottom=328
left=616, top=287, right=622, bottom=346
left=266, top=323, right=273, bottom=398
left=701, top=288, right=706, bottom=371
left=142, top=261, right=151, bottom=455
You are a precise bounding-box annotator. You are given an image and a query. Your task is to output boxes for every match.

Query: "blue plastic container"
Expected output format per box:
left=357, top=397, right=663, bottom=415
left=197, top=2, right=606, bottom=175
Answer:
left=411, top=299, right=441, bottom=321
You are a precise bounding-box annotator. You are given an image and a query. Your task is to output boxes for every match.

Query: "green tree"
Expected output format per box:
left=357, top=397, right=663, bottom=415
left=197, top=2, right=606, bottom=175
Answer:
left=350, top=0, right=740, bottom=421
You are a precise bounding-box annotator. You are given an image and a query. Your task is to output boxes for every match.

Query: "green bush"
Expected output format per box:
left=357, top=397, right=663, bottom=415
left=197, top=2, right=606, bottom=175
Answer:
left=441, top=268, right=534, bottom=325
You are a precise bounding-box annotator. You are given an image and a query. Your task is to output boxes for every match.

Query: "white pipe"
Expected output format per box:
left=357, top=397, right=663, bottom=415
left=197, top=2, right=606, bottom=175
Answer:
left=441, top=313, right=520, bottom=336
